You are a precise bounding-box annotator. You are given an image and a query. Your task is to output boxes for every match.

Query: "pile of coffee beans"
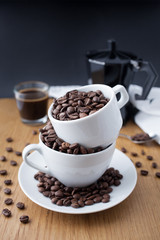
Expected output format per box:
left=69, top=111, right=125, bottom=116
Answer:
left=51, top=89, right=110, bottom=121
left=131, top=133, right=151, bottom=142
left=34, top=167, right=123, bottom=208
left=40, top=121, right=104, bottom=154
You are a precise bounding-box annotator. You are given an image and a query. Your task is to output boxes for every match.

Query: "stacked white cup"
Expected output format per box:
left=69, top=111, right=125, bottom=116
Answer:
left=23, top=84, right=129, bottom=187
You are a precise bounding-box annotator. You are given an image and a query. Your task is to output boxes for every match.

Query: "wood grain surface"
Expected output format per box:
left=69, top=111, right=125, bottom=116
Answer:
left=0, top=98, right=160, bottom=240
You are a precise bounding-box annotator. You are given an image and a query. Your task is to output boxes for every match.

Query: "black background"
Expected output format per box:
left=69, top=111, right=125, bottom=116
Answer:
left=0, top=0, right=160, bottom=97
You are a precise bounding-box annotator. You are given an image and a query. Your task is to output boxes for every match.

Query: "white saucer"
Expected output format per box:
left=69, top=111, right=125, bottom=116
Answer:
left=18, top=149, right=137, bottom=214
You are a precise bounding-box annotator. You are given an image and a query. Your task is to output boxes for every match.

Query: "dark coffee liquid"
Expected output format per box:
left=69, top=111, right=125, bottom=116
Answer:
left=16, top=88, right=48, bottom=120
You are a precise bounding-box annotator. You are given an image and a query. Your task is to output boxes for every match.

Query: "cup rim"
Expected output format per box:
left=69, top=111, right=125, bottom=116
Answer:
left=13, top=81, right=49, bottom=94
left=48, top=84, right=114, bottom=124
left=39, top=133, right=115, bottom=157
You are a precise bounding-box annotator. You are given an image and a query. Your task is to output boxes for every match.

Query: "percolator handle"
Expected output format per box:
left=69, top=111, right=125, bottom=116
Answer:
left=131, top=60, right=158, bottom=100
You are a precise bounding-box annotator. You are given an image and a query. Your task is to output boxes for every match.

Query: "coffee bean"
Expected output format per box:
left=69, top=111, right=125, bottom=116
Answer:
left=147, top=155, right=153, bottom=161
left=87, top=148, right=94, bottom=154
left=93, top=196, right=102, bottom=203
left=56, top=138, right=63, bottom=146
left=155, top=172, right=160, bottom=178
left=4, top=179, right=12, bottom=185
left=67, top=106, right=75, bottom=114
left=131, top=152, right=138, bottom=157
left=71, top=202, right=80, bottom=208
left=73, top=193, right=81, bottom=199
left=10, top=160, right=17, bottom=166
left=54, top=181, right=60, bottom=186
left=6, top=137, right=13, bottom=142
left=56, top=200, right=63, bottom=206
left=140, top=170, right=148, bottom=176
left=42, top=191, right=51, bottom=197
left=55, top=190, right=64, bottom=198
left=15, top=151, right=22, bottom=156
left=73, top=147, right=79, bottom=154
left=152, top=162, right=158, bottom=168
left=0, top=155, right=7, bottom=161
left=114, top=180, right=121, bottom=186
left=2, top=208, right=11, bottom=217
left=6, top=147, right=13, bottom=152
left=141, top=150, right=145, bottom=155
left=79, top=146, right=88, bottom=154
left=0, top=169, right=7, bottom=175
left=102, top=198, right=110, bottom=203
left=135, top=161, right=142, bottom=168
left=16, top=202, right=25, bottom=209
left=85, top=200, right=94, bottom=205
left=61, top=142, right=70, bottom=150
left=4, top=198, right=13, bottom=205
left=69, top=143, right=79, bottom=149
left=79, top=112, right=88, bottom=118
left=89, top=110, right=97, bottom=115
left=19, top=215, right=29, bottom=224
left=121, top=147, right=127, bottom=153
left=32, top=130, right=37, bottom=135
left=4, top=188, right=11, bottom=195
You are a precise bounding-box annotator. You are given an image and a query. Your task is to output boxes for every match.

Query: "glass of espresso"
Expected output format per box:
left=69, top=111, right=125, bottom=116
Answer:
left=14, top=81, right=49, bottom=125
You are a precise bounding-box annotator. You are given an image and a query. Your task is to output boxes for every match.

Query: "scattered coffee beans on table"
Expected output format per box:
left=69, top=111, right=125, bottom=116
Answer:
left=51, top=89, right=110, bottom=121
left=40, top=121, right=105, bottom=155
left=34, top=167, right=123, bottom=209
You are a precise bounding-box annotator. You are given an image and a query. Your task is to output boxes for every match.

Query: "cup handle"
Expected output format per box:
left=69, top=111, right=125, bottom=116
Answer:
left=113, top=84, right=129, bottom=109
left=22, top=144, right=50, bottom=174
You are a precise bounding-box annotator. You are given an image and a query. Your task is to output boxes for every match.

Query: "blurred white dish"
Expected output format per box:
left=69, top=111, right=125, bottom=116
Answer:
left=18, top=149, right=137, bottom=215
left=129, top=85, right=160, bottom=116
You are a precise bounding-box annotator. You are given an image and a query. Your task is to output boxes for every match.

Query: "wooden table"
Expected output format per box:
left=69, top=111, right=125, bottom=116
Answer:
left=0, top=98, right=160, bottom=240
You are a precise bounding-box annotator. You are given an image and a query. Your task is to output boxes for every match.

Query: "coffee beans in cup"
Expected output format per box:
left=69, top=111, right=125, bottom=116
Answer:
left=39, top=121, right=105, bottom=154
left=51, top=89, right=110, bottom=121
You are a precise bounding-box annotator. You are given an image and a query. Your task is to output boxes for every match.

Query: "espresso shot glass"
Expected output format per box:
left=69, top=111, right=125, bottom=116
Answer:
left=14, top=81, right=49, bottom=125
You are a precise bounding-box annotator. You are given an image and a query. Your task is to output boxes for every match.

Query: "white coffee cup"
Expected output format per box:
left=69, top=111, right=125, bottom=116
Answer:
left=22, top=135, right=116, bottom=187
left=48, top=84, right=129, bottom=148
